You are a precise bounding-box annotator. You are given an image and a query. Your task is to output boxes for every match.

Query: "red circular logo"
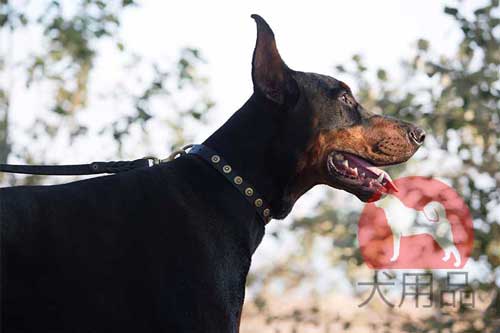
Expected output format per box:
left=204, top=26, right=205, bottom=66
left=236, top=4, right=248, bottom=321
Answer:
left=358, top=177, right=473, bottom=269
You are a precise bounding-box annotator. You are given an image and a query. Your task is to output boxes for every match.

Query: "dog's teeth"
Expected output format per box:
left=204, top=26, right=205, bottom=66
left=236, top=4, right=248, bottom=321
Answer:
left=343, top=160, right=349, bottom=168
left=335, top=153, right=344, bottom=161
left=352, top=167, right=358, bottom=176
left=361, top=172, right=366, bottom=178
left=377, top=173, right=384, bottom=183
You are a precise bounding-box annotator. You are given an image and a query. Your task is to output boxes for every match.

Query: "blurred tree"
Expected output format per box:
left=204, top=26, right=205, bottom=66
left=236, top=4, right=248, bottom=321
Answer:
left=245, top=0, right=499, bottom=331
left=0, top=0, right=213, bottom=185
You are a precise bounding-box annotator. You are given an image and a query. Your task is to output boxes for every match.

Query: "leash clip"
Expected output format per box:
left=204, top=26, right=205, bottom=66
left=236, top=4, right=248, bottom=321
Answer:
left=142, top=144, right=195, bottom=166
left=141, top=144, right=195, bottom=167
left=164, top=144, right=195, bottom=162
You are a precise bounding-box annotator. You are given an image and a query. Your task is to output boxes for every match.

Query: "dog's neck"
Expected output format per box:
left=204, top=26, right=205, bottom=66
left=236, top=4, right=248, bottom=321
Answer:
left=204, top=94, right=310, bottom=219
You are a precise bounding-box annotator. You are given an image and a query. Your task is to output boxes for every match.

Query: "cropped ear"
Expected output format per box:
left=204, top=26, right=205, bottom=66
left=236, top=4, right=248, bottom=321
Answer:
left=251, top=14, right=295, bottom=105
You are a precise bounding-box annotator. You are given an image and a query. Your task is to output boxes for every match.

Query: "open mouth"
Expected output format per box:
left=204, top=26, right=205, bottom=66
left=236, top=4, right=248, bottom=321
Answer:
left=327, top=151, right=398, bottom=201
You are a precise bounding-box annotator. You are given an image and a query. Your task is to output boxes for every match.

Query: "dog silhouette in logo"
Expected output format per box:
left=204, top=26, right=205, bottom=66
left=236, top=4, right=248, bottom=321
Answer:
left=374, top=195, right=461, bottom=267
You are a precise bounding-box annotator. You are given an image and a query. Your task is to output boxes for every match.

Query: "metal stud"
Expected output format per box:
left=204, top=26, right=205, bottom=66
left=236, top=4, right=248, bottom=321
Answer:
left=263, top=208, right=270, bottom=217
left=211, top=155, right=220, bottom=163
left=245, top=187, right=254, bottom=196
left=234, top=176, right=243, bottom=185
left=254, top=198, right=263, bottom=207
left=222, top=165, right=232, bottom=173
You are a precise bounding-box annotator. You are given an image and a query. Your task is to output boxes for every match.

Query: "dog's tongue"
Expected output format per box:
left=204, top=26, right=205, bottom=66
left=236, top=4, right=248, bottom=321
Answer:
left=343, top=153, right=399, bottom=192
left=366, top=166, right=399, bottom=192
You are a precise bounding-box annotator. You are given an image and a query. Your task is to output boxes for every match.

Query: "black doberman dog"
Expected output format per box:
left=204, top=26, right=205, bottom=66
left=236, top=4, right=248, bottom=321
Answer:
left=0, top=15, right=425, bottom=332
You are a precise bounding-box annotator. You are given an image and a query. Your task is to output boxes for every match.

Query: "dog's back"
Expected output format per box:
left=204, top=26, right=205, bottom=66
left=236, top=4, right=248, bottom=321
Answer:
left=1, top=156, right=259, bottom=332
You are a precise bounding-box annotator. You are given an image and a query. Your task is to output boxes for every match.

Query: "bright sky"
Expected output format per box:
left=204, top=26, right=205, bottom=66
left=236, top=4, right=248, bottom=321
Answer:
left=119, top=0, right=462, bottom=138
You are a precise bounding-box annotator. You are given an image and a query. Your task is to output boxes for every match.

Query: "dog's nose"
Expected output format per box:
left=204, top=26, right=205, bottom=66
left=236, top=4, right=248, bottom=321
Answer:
left=409, top=126, right=426, bottom=146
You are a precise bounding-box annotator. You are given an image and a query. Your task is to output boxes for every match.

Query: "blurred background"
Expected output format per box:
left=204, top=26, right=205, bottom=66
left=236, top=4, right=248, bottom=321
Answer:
left=1, top=0, right=499, bottom=331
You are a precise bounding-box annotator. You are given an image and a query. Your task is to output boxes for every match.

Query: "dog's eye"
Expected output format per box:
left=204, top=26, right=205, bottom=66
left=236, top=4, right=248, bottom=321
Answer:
left=340, top=93, right=353, bottom=106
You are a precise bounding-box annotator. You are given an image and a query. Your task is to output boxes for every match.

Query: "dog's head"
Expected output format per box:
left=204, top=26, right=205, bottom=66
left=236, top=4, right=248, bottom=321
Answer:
left=250, top=15, right=425, bottom=209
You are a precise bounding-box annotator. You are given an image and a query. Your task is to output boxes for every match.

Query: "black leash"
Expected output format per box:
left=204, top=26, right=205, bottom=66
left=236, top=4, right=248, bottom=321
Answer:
left=0, top=144, right=272, bottom=223
left=0, top=159, right=156, bottom=176
left=0, top=144, right=193, bottom=176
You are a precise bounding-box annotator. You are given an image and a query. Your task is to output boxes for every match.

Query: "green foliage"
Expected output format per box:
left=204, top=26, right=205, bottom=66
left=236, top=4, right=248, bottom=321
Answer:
left=106, top=48, right=214, bottom=152
left=0, top=0, right=213, bottom=184
left=250, top=1, right=500, bottom=331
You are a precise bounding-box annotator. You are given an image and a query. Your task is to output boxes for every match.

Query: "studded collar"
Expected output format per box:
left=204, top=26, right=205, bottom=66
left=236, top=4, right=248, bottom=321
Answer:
left=188, top=144, right=272, bottom=224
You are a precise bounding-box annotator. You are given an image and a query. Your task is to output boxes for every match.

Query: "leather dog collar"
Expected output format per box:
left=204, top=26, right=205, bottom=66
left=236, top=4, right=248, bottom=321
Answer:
left=188, top=144, right=272, bottom=224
